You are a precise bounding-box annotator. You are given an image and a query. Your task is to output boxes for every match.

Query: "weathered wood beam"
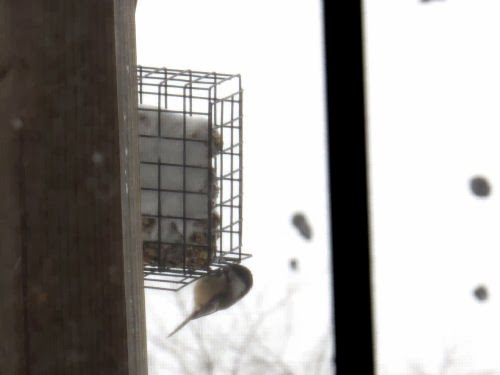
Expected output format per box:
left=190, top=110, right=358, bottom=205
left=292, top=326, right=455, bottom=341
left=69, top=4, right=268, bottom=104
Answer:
left=0, top=1, right=147, bottom=373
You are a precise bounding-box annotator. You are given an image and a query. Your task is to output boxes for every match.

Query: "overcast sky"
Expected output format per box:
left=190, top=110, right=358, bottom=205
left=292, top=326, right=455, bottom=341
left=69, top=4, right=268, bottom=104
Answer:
left=364, top=1, right=500, bottom=374
left=135, top=1, right=332, bottom=374
left=137, top=1, right=500, bottom=374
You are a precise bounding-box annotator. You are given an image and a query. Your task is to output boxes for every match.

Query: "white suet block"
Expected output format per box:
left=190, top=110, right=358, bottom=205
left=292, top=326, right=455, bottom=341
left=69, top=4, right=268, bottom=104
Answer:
left=139, top=104, right=222, bottom=267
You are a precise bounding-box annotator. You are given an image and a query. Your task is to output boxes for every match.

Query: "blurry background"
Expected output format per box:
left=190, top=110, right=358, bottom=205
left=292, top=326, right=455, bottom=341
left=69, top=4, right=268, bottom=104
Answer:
left=135, top=1, right=332, bottom=374
left=364, top=0, right=500, bottom=374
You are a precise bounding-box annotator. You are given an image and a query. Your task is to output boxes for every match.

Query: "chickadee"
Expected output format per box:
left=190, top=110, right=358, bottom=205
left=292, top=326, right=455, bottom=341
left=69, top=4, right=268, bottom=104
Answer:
left=168, top=263, right=253, bottom=337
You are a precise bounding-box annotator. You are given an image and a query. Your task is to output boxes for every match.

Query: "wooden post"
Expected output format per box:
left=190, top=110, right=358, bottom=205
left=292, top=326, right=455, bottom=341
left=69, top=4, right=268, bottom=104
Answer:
left=0, top=1, right=147, bottom=374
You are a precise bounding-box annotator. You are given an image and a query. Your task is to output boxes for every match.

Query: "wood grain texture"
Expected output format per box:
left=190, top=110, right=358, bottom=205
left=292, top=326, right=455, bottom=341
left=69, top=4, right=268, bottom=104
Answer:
left=0, top=1, right=147, bottom=374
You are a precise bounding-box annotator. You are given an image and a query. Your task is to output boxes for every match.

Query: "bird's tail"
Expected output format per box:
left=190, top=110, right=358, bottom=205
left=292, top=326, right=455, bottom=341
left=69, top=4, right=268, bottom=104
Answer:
left=168, top=311, right=196, bottom=337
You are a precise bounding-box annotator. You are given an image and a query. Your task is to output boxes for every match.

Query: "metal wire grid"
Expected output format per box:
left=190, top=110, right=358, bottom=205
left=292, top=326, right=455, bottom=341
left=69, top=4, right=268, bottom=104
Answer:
left=137, top=66, right=250, bottom=291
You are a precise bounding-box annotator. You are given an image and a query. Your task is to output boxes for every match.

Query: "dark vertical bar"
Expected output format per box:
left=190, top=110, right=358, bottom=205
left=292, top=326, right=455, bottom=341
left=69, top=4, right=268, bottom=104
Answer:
left=207, top=78, right=214, bottom=264
left=157, top=84, right=163, bottom=269
left=208, top=96, right=215, bottom=261
left=182, top=77, right=189, bottom=271
left=188, top=70, right=193, bottom=116
left=221, top=99, right=231, bottom=255
left=211, top=76, right=223, bottom=260
left=238, top=79, right=243, bottom=261
left=323, top=0, right=375, bottom=374
left=229, top=97, right=234, bottom=254
left=156, top=161, right=161, bottom=269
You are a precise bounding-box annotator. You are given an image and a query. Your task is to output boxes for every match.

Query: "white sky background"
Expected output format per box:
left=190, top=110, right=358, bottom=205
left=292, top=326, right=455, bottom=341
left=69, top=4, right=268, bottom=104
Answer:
left=135, top=1, right=332, bottom=374
left=364, top=1, right=500, bottom=374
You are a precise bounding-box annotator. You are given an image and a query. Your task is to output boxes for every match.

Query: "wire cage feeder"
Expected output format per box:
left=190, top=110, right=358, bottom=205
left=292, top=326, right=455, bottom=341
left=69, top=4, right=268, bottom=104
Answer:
left=138, top=66, right=250, bottom=291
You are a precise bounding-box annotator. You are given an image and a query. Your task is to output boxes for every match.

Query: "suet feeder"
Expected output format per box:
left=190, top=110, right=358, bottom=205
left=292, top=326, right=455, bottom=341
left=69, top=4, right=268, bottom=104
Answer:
left=137, top=66, right=250, bottom=291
